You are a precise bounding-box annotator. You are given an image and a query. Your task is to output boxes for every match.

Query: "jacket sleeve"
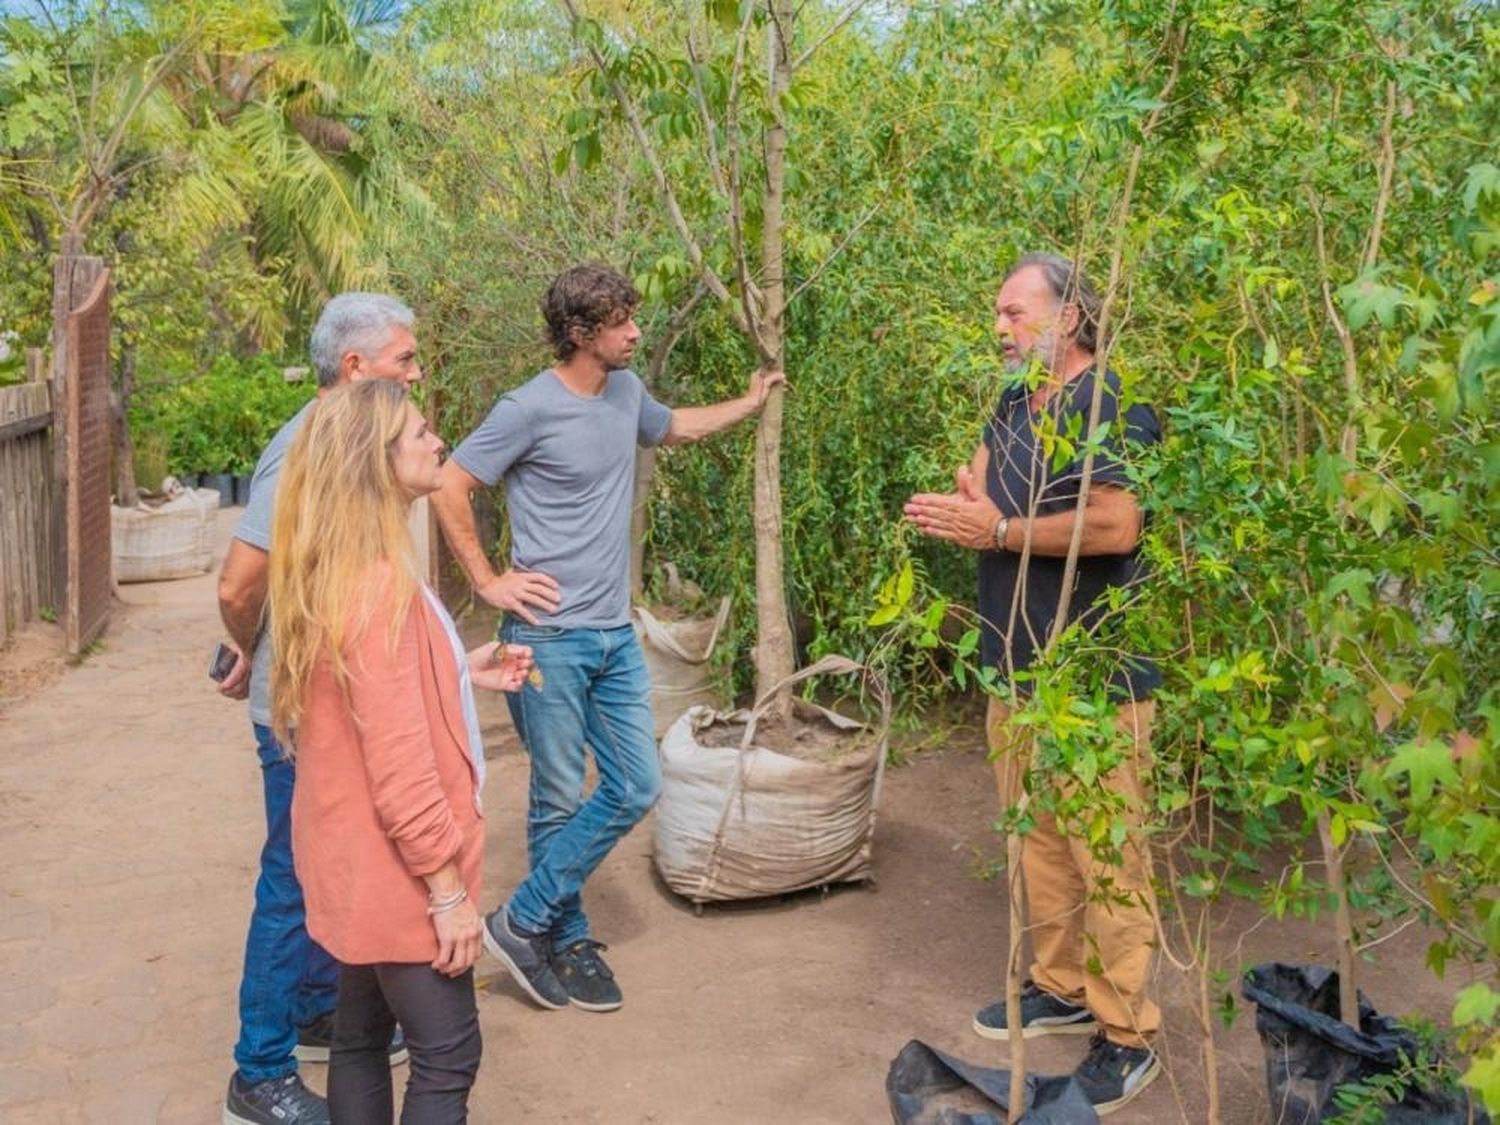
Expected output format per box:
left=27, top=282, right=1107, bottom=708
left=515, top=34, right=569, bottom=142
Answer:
left=344, top=577, right=463, bottom=877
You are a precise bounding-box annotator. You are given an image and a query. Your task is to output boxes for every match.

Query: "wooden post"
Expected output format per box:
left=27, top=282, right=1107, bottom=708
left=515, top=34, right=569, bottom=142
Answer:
left=26, top=347, right=45, bottom=383
left=49, top=253, right=104, bottom=618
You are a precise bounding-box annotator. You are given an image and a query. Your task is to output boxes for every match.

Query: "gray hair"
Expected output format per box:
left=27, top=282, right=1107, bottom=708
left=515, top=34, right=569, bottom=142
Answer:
left=1006, top=252, right=1104, bottom=354
left=309, top=292, right=416, bottom=387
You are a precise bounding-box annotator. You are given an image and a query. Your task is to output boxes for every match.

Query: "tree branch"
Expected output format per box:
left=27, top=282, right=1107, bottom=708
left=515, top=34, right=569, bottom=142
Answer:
left=1048, top=21, right=1186, bottom=640
left=1306, top=188, right=1360, bottom=461
left=786, top=199, right=879, bottom=306
left=555, top=0, right=759, bottom=347
left=791, top=0, right=866, bottom=72
left=1361, top=77, right=1397, bottom=273
left=724, top=0, right=766, bottom=345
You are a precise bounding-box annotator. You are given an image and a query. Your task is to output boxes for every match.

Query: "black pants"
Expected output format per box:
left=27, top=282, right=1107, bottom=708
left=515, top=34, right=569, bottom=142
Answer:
left=329, top=962, right=481, bottom=1125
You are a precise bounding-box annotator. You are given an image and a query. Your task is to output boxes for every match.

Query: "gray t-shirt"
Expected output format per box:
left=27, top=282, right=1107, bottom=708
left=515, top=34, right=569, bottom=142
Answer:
left=451, top=368, right=671, bottom=629
left=235, top=399, right=315, bottom=727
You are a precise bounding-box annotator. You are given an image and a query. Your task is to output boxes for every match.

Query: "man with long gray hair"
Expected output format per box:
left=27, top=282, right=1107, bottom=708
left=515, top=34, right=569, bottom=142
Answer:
left=904, top=252, right=1163, bottom=1115
left=216, top=293, right=422, bottom=1125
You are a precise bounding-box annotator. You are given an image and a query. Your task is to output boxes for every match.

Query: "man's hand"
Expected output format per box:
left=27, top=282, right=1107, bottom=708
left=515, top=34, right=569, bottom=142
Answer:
left=475, top=569, right=561, bottom=625
left=467, top=642, right=534, bottom=693
left=904, top=464, right=1003, bottom=551
left=747, top=368, right=787, bottom=408
left=216, top=643, right=251, bottom=701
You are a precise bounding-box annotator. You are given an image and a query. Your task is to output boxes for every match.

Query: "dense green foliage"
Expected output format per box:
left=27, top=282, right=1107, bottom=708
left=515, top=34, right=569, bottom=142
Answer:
left=130, top=355, right=315, bottom=478
left=4, top=0, right=1496, bottom=1114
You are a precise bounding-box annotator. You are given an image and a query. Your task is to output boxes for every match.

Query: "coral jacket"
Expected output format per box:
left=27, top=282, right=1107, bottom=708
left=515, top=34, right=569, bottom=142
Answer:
left=291, top=574, right=483, bottom=965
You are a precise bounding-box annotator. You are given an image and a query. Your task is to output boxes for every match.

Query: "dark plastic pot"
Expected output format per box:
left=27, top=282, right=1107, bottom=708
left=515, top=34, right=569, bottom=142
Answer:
left=204, top=473, right=235, bottom=508
left=178, top=472, right=201, bottom=488
left=234, top=475, right=253, bottom=506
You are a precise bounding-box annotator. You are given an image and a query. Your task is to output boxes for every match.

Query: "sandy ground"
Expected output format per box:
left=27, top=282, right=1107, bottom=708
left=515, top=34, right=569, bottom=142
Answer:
left=0, top=510, right=1466, bottom=1124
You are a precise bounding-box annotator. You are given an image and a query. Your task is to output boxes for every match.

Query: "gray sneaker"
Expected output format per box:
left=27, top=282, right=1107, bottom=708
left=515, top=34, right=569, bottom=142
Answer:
left=1073, top=1032, right=1161, bottom=1115
left=973, top=981, right=1099, bottom=1039
left=552, top=939, right=623, bottom=1012
left=222, top=1072, right=329, bottom=1125
left=482, top=908, right=569, bottom=1010
left=292, top=1011, right=409, bottom=1066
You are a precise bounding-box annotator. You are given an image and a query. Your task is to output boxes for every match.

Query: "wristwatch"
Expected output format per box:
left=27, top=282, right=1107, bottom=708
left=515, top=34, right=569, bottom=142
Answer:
left=993, top=516, right=1010, bottom=551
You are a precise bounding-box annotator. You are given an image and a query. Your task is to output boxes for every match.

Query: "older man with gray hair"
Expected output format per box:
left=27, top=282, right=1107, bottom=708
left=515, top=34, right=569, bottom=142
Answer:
left=905, top=252, right=1164, bottom=1116
left=217, top=292, right=422, bottom=1125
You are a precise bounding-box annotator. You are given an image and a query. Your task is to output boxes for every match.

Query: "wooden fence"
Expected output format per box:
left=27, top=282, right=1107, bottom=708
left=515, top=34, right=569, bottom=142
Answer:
left=0, top=354, right=54, bottom=645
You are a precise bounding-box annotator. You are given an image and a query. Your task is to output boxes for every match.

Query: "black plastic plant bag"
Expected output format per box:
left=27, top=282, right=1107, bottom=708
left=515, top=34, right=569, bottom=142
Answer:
left=885, top=1039, right=1099, bottom=1125
left=1241, top=962, right=1488, bottom=1124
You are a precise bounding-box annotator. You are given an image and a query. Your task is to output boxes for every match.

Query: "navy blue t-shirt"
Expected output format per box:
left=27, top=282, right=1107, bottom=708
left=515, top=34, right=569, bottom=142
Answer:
left=977, top=366, right=1161, bottom=700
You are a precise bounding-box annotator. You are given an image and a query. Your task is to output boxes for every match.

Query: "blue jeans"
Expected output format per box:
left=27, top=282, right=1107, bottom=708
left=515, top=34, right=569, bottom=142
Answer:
left=500, top=621, right=660, bottom=949
left=233, top=724, right=340, bottom=1082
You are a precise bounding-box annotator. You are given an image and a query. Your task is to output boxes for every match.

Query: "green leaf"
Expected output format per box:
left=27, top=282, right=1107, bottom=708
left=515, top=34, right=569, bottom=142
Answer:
left=1324, top=568, right=1374, bottom=608
left=1460, top=1050, right=1500, bottom=1114
left=707, top=0, right=741, bottom=31
left=1382, top=740, right=1460, bottom=805
left=573, top=132, right=601, bottom=170
left=1338, top=278, right=1407, bottom=331
left=1453, top=983, right=1500, bottom=1027
left=866, top=604, right=900, bottom=627
left=895, top=561, right=915, bottom=610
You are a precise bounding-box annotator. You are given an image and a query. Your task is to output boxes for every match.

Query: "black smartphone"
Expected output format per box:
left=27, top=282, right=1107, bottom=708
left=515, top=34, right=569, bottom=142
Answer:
left=208, top=642, right=238, bottom=682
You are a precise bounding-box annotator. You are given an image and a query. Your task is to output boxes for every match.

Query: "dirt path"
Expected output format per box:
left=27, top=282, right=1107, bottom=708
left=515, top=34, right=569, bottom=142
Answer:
left=0, top=514, right=1461, bottom=1123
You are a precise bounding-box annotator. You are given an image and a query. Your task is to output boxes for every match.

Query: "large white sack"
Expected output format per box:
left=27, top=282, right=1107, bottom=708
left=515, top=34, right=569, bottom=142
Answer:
left=111, top=486, right=217, bottom=583
left=653, top=655, right=890, bottom=904
left=634, top=597, right=730, bottom=737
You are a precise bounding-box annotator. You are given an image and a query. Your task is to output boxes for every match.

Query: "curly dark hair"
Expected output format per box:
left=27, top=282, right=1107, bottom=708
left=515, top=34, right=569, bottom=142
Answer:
left=541, top=263, right=640, bottom=360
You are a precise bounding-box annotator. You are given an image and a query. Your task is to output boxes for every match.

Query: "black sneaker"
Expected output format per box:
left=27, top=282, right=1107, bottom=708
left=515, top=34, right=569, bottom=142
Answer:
left=482, top=908, right=569, bottom=1010
left=222, top=1072, right=329, bottom=1125
left=292, top=1011, right=409, bottom=1066
left=552, top=940, right=623, bottom=1012
left=1073, top=1031, right=1161, bottom=1116
left=972, top=981, right=1099, bottom=1040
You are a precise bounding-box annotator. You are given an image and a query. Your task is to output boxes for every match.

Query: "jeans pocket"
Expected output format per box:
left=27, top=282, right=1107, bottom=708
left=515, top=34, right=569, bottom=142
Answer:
left=504, top=619, right=567, bottom=642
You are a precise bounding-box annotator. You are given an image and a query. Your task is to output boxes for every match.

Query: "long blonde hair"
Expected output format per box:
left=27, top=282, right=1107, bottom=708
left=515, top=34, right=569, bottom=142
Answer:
left=268, top=379, right=419, bottom=745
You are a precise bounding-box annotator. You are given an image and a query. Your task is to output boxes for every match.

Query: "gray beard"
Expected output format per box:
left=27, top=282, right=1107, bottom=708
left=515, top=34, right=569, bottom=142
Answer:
left=1004, top=331, right=1060, bottom=378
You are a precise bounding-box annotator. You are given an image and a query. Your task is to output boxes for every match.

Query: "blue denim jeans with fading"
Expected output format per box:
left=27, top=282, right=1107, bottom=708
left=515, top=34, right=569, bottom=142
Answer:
left=233, top=723, right=340, bottom=1082
left=499, top=620, right=660, bottom=950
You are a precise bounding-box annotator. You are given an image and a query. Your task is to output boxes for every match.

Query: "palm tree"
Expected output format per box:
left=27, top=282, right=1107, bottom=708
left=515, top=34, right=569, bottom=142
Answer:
left=2, top=1, right=421, bottom=502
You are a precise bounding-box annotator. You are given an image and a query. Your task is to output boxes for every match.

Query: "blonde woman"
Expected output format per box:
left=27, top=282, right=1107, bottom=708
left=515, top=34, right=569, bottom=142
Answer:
left=269, top=379, right=531, bottom=1123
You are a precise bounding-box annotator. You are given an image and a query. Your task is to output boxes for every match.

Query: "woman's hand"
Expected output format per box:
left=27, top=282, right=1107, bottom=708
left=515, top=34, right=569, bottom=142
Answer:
left=467, top=642, right=534, bottom=693
left=430, top=899, right=483, bottom=977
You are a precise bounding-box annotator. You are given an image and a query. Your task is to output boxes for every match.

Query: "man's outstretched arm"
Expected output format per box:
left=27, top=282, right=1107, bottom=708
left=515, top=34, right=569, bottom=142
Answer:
left=662, top=368, right=786, bottom=446
left=431, top=461, right=559, bottom=623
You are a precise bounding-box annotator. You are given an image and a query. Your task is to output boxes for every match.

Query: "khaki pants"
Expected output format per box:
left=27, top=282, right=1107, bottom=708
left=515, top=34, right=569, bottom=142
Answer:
left=987, top=695, right=1161, bottom=1047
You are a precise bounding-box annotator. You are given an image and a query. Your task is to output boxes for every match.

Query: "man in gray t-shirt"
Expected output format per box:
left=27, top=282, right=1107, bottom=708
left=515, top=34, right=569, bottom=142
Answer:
left=215, top=293, right=423, bottom=1125
left=433, top=263, right=783, bottom=1014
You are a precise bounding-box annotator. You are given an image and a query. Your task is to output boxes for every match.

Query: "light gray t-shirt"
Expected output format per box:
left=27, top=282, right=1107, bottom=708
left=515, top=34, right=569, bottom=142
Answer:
left=235, top=400, right=315, bottom=727
left=451, top=368, right=671, bottom=629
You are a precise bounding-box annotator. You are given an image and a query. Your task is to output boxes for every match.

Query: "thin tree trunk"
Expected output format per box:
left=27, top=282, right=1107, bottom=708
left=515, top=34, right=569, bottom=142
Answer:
left=630, top=445, right=656, bottom=598
left=1198, top=928, right=1221, bottom=1122
left=1005, top=831, right=1028, bottom=1115
left=1317, top=812, right=1361, bottom=1027
left=752, top=0, right=797, bottom=718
